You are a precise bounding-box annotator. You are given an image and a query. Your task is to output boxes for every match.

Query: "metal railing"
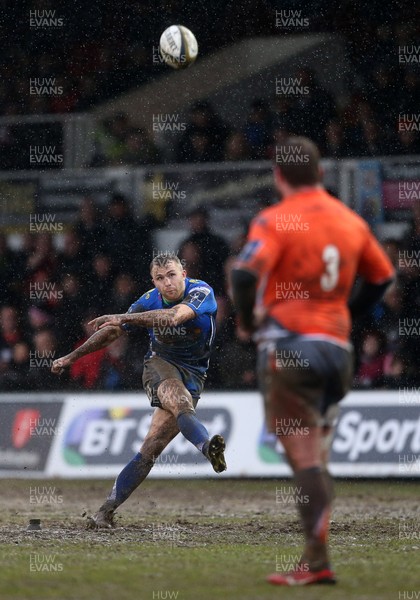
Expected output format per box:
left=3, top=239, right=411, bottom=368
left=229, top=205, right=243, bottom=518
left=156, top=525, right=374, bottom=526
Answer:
left=0, top=153, right=419, bottom=233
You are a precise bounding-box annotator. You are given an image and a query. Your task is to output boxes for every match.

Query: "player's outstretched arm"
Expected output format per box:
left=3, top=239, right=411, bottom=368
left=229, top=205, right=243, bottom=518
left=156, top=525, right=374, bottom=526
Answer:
left=51, top=326, right=123, bottom=374
left=89, top=304, right=195, bottom=331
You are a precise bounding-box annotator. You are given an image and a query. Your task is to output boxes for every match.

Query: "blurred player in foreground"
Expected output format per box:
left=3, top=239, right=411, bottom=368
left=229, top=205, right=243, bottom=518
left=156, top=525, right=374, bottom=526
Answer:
left=52, top=254, right=226, bottom=528
left=231, top=136, right=394, bottom=586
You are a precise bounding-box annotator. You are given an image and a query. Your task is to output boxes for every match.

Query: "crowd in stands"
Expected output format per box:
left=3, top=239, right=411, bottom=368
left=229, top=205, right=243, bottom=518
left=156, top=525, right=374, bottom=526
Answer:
left=90, top=78, right=420, bottom=168
left=1, top=1, right=419, bottom=168
left=2, top=1, right=417, bottom=115
left=1, top=1, right=419, bottom=390
left=352, top=204, right=420, bottom=389
left=1, top=193, right=420, bottom=392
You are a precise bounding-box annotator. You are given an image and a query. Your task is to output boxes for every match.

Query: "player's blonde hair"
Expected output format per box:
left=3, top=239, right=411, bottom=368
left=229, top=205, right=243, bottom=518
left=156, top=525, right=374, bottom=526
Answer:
left=149, top=252, right=183, bottom=273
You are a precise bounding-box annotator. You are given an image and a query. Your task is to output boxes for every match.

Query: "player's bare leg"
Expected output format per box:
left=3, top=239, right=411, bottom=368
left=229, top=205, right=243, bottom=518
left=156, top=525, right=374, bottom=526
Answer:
left=88, top=408, right=179, bottom=529
left=267, top=380, right=336, bottom=585
left=318, top=405, right=340, bottom=515
left=157, top=378, right=226, bottom=473
left=320, top=404, right=339, bottom=474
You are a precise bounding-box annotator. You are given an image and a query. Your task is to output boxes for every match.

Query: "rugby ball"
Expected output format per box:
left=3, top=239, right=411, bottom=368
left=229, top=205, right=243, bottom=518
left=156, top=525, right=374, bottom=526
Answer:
left=159, top=25, right=198, bottom=70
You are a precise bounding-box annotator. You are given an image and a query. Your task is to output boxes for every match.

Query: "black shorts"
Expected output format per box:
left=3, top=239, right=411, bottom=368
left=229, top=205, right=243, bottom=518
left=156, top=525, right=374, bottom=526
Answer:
left=257, top=336, right=353, bottom=432
left=142, top=355, right=204, bottom=408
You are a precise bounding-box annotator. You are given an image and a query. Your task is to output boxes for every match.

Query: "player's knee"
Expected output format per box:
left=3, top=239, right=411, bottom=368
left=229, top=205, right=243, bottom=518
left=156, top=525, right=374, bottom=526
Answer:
left=277, top=429, right=323, bottom=472
left=176, top=393, right=194, bottom=416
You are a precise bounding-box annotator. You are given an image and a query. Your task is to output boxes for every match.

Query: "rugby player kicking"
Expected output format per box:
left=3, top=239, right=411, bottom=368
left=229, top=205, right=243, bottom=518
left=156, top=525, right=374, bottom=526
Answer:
left=231, top=136, right=394, bottom=585
left=52, top=254, right=226, bottom=528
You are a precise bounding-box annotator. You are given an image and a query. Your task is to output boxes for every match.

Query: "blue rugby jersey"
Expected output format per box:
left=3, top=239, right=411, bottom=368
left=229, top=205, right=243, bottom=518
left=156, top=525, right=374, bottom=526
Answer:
left=122, top=278, right=217, bottom=375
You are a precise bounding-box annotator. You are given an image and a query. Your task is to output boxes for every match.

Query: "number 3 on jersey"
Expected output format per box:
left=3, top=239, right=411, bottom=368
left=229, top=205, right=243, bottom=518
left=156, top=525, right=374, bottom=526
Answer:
left=320, top=244, right=340, bottom=291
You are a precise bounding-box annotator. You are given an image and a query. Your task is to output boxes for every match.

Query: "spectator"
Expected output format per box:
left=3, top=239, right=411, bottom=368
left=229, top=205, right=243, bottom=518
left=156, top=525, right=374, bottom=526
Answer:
left=288, top=67, right=337, bottom=146
left=323, top=119, right=346, bottom=158
left=361, top=120, right=387, bottom=157
left=399, top=200, right=420, bottom=323
left=0, top=307, right=23, bottom=383
left=377, top=351, right=419, bottom=389
left=104, top=193, right=152, bottom=281
left=119, top=127, right=161, bottom=165
left=0, top=233, right=20, bottom=304
left=178, top=241, right=203, bottom=280
left=354, top=330, right=387, bottom=388
left=109, top=273, right=138, bottom=314
left=25, top=232, right=56, bottom=281
left=85, top=254, right=114, bottom=314
left=401, top=71, right=420, bottom=114
left=177, top=100, right=229, bottom=163
left=181, top=132, right=215, bottom=163
left=26, top=269, right=61, bottom=314
left=74, top=196, right=107, bottom=260
left=341, top=93, right=371, bottom=156
left=69, top=313, right=107, bottom=389
left=55, top=273, right=85, bottom=351
left=90, top=113, right=131, bottom=166
left=13, top=232, right=35, bottom=284
left=243, top=99, right=272, bottom=159
left=27, top=306, right=53, bottom=334
left=401, top=198, right=420, bottom=253
left=266, top=124, right=292, bottom=161
left=97, top=334, right=137, bottom=390
left=369, top=65, right=399, bottom=129
left=0, top=306, right=23, bottom=355
left=0, top=341, right=30, bottom=391
left=177, top=205, right=230, bottom=296
left=391, top=129, right=420, bottom=155
left=398, top=274, right=420, bottom=374
left=57, top=229, right=84, bottom=279
left=73, top=76, right=98, bottom=112
left=372, top=281, right=402, bottom=348
left=271, top=96, right=294, bottom=136
left=49, top=76, right=79, bottom=113
left=0, top=110, right=20, bottom=169
left=28, top=328, right=65, bottom=390
left=224, top=130, right=250, bottom=161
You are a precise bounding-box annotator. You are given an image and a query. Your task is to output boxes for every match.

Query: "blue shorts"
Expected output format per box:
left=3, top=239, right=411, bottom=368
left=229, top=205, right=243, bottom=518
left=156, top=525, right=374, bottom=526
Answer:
left=142, top=355, right=205, bottom=408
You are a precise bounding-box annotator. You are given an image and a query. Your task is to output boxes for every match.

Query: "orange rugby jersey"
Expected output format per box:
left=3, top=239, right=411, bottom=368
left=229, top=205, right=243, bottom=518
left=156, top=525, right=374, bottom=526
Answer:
left=235, top=188, right=394, bottom=344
